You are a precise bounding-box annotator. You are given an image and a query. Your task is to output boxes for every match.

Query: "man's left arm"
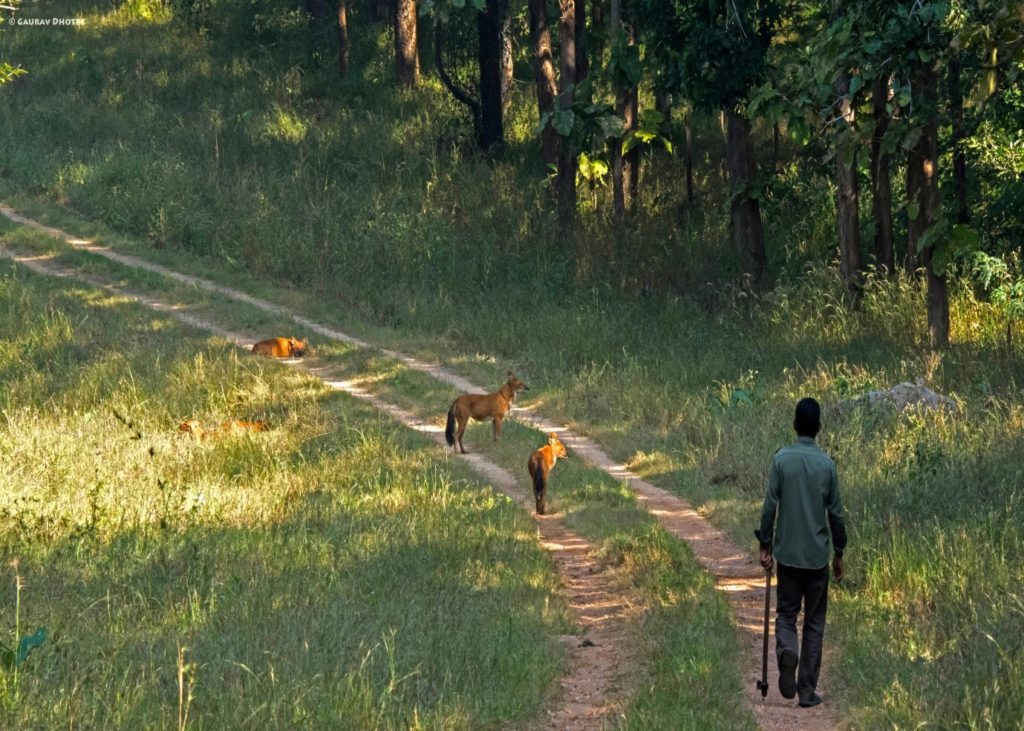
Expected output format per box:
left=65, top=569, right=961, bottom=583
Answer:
left=827, top=462, right=847, bottom=580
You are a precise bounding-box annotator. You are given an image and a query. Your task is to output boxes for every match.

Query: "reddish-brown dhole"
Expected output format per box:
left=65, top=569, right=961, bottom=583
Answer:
left=251, top=337, right=308, bottom=358
left=528, top=432, right=568, bottom=515
left=444, top=372, right=528, bottom=454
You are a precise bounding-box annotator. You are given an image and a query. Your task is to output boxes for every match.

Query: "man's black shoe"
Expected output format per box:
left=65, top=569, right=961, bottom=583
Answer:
left=799, top=692, right=823, bottom=708
left=778, top=649, right=798, bottom=699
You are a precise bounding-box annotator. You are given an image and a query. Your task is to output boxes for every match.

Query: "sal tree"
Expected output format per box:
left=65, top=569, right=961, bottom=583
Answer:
left=638, top=0, right=781, bottom=281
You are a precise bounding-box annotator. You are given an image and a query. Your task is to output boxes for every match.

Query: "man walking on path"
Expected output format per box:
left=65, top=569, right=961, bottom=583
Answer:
left=756, top=397, right=847, bottom=708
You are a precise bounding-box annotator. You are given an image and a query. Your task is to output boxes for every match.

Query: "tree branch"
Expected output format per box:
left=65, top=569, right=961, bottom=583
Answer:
left=434, top=24, right=482, bottom=137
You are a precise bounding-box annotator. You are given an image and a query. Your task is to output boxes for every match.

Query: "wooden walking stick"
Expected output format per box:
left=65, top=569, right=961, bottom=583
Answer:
left=756, top=565, right=772, bottom=698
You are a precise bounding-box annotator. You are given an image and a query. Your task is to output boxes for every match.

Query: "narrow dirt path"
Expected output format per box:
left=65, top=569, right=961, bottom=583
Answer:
left=1, top=205, right=841, bottom=729
left=0, top=246, right=633, bottom=730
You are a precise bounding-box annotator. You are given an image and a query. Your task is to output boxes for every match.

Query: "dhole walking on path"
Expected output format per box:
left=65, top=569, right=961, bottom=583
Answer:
left=444, top=372, right=528, bottom=454
left=528, top=432, right=568, bottom=515
left=251, top=337, right=308, bottom=358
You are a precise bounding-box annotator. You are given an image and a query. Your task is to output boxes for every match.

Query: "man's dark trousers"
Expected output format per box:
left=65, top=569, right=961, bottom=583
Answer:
left=776, top=563, right=829, bottom=702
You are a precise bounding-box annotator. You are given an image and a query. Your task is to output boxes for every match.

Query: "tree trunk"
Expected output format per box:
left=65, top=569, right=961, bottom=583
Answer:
left=394, top=0, right=419, bottom=86
left=949, top=55, right=969, bottom=225
left=911, top=66, right=949, bottom=348
left=498, top=0, right=514, bottom=105
left=591, top=0, right=605, bottom=60
left=684, top=111, right=694, bottom=203
left=835, top=72, right=862, bottom=294
left=610, top=0, right=638, bottom=225
left=528, top=0, right=559, bottom=166
left=870, top=75, right=894, bottom=274
left=905, top=147, right=922, bottom=273
left=478, top=0, right=505, bottom=151
left=556, top=0, right=578, bottom=230
left=575, top=0, right=588, bottom=85
left=726, top=109, right=766, bottom=280
left=772, top=123, right=780, bottom=172
left=337, top=0, right=349, bottom=78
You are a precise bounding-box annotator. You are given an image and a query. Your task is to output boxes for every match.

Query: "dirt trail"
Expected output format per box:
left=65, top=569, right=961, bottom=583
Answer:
left=0, top=246, right=632, bottom=730
left=1, top=205, right=840, bottom=729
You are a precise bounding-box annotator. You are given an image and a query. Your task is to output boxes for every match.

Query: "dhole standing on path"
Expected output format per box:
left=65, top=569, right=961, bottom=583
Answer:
left=528, top=432, right=567, bottom=515
left=251, top=337, right=308, bottom=358
left=755, top=397, right=847, bottom=709
left=444, top=372, right=528, bottom=454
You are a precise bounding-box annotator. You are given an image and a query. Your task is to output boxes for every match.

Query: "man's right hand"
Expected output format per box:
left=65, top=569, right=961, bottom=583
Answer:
left=833, top=555, right=844, bottom=582
left=760, top=547, right=774, bottom=572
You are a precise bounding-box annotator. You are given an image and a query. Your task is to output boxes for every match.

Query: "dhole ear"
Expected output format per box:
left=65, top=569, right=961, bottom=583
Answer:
left=507, top=371, right=514, bottom=378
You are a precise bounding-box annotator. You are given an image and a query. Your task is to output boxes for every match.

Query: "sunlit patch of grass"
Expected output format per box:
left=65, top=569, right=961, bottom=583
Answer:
left=0, top=265, right=571, bottom=728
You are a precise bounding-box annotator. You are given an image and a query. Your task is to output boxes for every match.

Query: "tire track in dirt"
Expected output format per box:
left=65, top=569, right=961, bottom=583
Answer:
left=1, top=205, right=840, bottom=729
left=0, top=246, right=633, bottom=730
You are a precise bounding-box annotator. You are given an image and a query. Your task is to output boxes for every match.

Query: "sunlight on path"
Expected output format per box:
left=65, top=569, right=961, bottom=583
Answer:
left=1, top=205, right=839, bottom=729
left=0, top=243, right=633, bottom=731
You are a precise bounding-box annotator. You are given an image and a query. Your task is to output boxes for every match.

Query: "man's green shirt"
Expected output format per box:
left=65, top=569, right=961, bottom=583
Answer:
left=757, top=436, right=847, bottom=570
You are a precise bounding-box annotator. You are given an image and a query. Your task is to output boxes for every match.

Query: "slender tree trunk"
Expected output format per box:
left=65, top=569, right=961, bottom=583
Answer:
left=610, top=0, right=637, bottom=225
left=911, top=65, right=949, bottom=348
left=556, top=0, right=578, bottom=230
left=949, top=55, right=969, bottom=225
left=726, top=110, right=766, bottom=280
left=905, top=150, right=922, bottom=273
left=575, top=0, right=588, bottom=85
left=528, top=0, right=559, bottom=166
left=625, top=90, right=639, bottom=203
left=394, top=0, right=419, bottom=86
left=498, top=0, right=514, bottom=105
left=870, top=75, right=894, bottom=274
left=591, top=0, right=605, bottom=60
left=835, top=72, right=862, bottom=293
left=337, top=0, right=349, bottom=78
left=478, top=0, right=504, bottom=151
left=772, top=123, right=780, bottom=172
left=684, top=111, right=694, bottom=203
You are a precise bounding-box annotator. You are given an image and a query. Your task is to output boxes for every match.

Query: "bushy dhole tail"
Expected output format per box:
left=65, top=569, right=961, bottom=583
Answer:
left=445, top=404, right=456, bottom=447
left=532, top=467, right=545, bottom=505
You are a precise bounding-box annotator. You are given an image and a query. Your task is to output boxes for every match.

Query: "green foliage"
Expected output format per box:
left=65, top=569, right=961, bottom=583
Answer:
left=637, top=0, right=783, bottom=111
left=622, top=109, right=673, bottom=155
left=972, top=250, right=1024, bottom=348
left=577, top=151, right=609, bottom=186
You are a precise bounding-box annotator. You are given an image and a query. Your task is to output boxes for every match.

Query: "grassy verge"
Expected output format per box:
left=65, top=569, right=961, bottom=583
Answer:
left=0, top=232, right=758, bottom=727
left=0, top=259, right=577, bottom=728
left=5, top=164, right=1024, bottom=727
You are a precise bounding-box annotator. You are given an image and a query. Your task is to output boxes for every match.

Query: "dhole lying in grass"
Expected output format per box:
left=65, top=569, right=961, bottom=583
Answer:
left=251, top=337, right=308, bottom=358
left=444, top=372, right=528, bottom=454
left=528, top=432, right=567, bottom=515
left=179, top=419, right=270, bottom=438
